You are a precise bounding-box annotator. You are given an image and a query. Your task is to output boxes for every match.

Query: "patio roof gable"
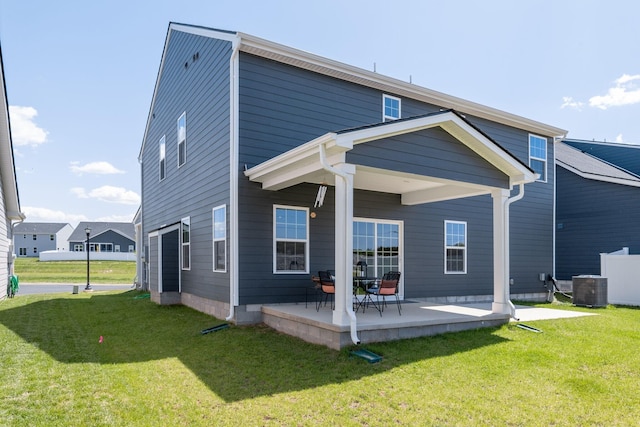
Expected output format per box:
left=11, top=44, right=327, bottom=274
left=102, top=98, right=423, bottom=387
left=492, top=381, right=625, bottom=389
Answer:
left=244, top=111, right=537, bottom=203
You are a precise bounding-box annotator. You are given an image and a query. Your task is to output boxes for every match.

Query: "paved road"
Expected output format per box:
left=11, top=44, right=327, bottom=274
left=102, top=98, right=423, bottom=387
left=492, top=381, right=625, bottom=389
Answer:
left=11, top=283, right=136, bottom=296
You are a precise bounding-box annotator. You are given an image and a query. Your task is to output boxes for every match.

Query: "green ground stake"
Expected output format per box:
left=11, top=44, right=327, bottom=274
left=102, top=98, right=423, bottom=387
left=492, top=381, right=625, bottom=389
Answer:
left=517, top=324, right=542, bottom=333
left=350, top=348, right=382, bottom=363
left=133, top=293, right=150, bottom=299
left=201, top=323, right=230, bottom=335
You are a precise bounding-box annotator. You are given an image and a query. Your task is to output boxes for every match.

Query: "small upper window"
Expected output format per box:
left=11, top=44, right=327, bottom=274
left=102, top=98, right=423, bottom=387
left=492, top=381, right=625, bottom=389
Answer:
left=159, top=135, right=166, bottom=181
left=383, top=94, right=401, bottom=121
left=529, top=134, right=547, bottom=182
left=177, top=112, right=186, bottom=167
left=181, top=216, right=190, bottom=270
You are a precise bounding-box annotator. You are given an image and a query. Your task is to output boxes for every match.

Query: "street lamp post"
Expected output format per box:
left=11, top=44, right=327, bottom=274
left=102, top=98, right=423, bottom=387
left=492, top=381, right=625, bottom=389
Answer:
left=85, top=227, right=92, bottom=291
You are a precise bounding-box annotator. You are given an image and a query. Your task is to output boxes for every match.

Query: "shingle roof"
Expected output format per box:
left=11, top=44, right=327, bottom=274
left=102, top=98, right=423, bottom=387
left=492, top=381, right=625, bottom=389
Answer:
left=14, top=222, right=70, bottom=234
left=556, top=142, right=640, bottom=186
left=68, top=221, right=135, bottom=242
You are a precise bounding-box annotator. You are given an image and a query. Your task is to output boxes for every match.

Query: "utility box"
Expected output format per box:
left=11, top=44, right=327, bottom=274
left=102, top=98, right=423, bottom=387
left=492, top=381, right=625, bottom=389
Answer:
left=573, top=275, right=608, bottom=307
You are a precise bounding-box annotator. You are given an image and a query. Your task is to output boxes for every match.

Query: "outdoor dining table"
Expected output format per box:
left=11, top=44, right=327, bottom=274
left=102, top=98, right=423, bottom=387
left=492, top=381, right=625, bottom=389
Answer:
left=353, top=276, right=380, bottom=313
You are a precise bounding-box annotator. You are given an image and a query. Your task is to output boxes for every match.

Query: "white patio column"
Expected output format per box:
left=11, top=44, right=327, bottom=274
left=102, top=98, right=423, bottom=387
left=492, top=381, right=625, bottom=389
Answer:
left=332, top=163, right=355, bottom=326
left=491, top=189, right=510, bottom=315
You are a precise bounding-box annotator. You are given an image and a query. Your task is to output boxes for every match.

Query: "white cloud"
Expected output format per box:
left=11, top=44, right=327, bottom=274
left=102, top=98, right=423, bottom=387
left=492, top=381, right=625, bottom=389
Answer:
left=23, top=206, right=87, bottom=224
left=70, top=161, right=125, bottom=175
left=560, top=96, right=584, bottom=110
left=72, top=185, right=140, bottom=205
left=615, top=134, right=624, bottom=143
left=589, top=74, right=640, bottom=109
left=9, top=106, right=49, bottom=146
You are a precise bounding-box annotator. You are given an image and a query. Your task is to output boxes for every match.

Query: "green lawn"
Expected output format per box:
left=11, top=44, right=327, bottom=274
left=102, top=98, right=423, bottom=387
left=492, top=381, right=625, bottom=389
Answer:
left=1, top=291, right=639, bottom=426
left=14, top=257, right=135, bottom=284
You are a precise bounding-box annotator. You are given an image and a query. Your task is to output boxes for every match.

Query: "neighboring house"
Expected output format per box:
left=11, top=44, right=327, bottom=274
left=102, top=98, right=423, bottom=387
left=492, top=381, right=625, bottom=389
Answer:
left=13, top=222, right=73, bottom=256
left=563, top=138, right=640, bottom=176
left=555, top=141, right=640, bottom=280
left=138, top=23, right=566, bottom=333
left=0, top=42, right=26, bottom=288
left=69, top=222, right=136, bottom=253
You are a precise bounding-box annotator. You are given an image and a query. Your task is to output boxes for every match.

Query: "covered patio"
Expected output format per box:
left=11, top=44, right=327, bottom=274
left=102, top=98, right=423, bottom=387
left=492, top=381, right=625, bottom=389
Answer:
left=245, top=110, right=538, bottom=348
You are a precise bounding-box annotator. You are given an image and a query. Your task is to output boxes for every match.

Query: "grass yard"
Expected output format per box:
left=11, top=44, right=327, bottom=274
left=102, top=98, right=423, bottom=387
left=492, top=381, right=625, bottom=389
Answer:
left=1, top=291, right=639, bottom=426
left=14, top=257, right=135, bottom=284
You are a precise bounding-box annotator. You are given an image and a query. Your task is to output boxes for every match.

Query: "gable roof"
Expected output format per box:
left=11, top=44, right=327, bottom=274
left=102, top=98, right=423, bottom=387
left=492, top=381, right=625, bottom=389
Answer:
left=245, top=110, right=537, bottom=205
left=562, top=138, right=640, bottom=176
left=139, top=22, right=567, bottom=159
left=14, top=222, right=70, bottom=234
left=68, top=221, right=135, bottom=242
left=0, top=42, right=24, bottom=221
left=556, top=142, right=640, bottom=187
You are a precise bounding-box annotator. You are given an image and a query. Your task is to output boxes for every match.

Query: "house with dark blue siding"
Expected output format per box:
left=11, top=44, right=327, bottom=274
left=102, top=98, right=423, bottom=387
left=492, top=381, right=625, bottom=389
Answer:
left=69, top=222, right=136, bottom=253
left=138, top=23, right=566, bottom=346
left=555, top=141, right=640, bottom=280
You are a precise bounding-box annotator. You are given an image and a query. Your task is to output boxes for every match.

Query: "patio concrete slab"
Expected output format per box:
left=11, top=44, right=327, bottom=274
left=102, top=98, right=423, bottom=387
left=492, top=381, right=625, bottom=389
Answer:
left=262, top=301, right=596, bottom=350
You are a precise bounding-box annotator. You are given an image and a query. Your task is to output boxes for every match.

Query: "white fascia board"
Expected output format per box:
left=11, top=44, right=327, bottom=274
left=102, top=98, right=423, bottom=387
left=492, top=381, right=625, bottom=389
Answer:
left=244, top=132, right=337, bottom=180
left=237, top=33, right=567, bottom=138
left=557, top=161, right=640, bottom=188
left=402, top=184, right=490, bottom=205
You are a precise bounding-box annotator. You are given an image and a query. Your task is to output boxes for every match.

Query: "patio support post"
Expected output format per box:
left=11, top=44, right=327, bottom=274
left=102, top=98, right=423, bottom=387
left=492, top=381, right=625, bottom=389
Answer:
left=491, top=189, right=510, bottom=315
left=332, top=162, right=356, bottom=327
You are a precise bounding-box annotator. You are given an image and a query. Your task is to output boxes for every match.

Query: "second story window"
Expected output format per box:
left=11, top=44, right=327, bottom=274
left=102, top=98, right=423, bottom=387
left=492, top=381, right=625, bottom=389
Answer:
left=383, top=94, right=401, bottom=121
left=177, top=112, right=186, bottom=167
left=159, top=135, right=166, bottom=181
left=529, top=134, right=547, bottom=182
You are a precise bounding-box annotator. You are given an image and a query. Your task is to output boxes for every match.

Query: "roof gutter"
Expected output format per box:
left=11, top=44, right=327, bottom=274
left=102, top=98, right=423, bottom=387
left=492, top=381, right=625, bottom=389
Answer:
left=318, top=142, right=360, bottom=346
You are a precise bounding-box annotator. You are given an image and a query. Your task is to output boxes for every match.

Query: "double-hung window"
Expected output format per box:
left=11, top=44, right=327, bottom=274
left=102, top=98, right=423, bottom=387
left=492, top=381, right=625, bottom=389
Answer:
left=274, top=205, right=308, bottom=273
left=529, top=134, right=547, bottom=182
left=213, top=205, right=227, bottom=272
left=445, top=221, right=467, bottom=274
left=181, top=216, right=190, bottom=270
left=177, top=112, right=186, bottom=167
left=159, top=135, right=166, bottom=181
left=383, top=94, right=401, bottom=121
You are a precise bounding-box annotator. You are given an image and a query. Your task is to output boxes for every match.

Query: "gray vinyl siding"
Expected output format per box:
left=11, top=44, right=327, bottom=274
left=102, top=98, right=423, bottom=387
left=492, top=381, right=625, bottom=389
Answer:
left=556, top=167, right=640, bottom=279
left=238, top=53, right=554, bottom=303
left=346, top=127, right=509, bottom=189
left=141, top=30, right=231, bottom=301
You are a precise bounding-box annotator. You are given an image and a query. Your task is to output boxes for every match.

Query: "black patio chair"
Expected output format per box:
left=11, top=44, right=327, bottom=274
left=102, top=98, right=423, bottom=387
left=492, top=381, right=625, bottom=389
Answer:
left=365, top=271, right=402, bottom=315
left=317, top=270, right=335, bottom=311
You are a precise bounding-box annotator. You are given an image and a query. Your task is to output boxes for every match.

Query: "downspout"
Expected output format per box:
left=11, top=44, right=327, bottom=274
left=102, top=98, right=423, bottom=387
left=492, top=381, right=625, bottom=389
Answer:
left=226, top=38, right=240, bottom=322
left=503, top=182, right=525, bottom=319
left=318, top=143, right=360, bottom=345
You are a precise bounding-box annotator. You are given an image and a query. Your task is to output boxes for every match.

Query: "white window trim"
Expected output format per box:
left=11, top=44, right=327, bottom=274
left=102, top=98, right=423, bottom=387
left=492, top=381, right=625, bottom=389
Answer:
left=177, top=112, right=186, bottom=168
left=273, top=205, right=309, bottom=274
left=159, top=135, right=166, bottom=181
left=529, top=134, right=547, bottom=183
left=444, top=220, right=467, bottom=274
left=383, top=94, right=401, bottom=122
left=213, top=205, right=227, bottom=273
left=181, top=216, right=191, bottom=270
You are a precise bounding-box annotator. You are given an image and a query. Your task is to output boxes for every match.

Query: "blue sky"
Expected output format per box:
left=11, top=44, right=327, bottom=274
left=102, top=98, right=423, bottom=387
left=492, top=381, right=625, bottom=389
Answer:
left=1, top=0, right=639, bottom=227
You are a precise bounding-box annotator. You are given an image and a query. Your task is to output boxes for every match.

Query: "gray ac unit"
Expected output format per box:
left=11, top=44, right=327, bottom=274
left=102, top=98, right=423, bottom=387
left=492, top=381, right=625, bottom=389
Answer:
left=572, top=275, right=608, bottom=307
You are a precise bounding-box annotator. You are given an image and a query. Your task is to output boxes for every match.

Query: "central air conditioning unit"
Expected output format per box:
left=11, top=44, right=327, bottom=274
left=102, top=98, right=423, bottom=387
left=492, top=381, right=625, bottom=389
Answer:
left=572, top=275, right=608, bottom=307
